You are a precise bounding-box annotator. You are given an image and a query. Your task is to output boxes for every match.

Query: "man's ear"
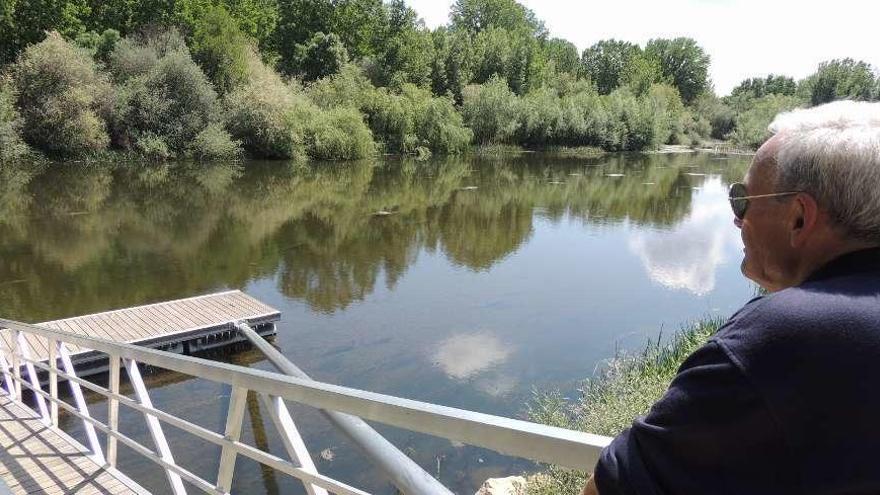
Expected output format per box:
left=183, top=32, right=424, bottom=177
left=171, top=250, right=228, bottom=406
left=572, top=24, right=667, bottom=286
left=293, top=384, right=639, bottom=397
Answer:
left=790, top=193, right=818, bottom=248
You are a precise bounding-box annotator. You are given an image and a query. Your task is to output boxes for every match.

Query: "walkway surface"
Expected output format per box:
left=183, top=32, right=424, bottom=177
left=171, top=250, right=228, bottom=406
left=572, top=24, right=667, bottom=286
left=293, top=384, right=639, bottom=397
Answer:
left=0, top=290, right=280, bottom=362
left=0, top=394, right=149, bottom=494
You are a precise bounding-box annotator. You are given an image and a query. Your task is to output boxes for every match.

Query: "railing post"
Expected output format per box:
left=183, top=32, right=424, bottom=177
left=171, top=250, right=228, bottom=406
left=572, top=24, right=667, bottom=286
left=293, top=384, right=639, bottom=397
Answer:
left=0, top=351, right=14, bottom=397
left=107, top=354, right=120, bottom=467
left=48, top=337, right=59, bottom=427
left=216, top=386, right=248, bottom=492
left=124, top=358, right=187, bottom=495
left=260, top=394, right=328, bottom=495
left=10, top=331, right=21, bottom=400
left=16, top=330, right=50, bottom=425
left=58, top=341, right=106, bottom=464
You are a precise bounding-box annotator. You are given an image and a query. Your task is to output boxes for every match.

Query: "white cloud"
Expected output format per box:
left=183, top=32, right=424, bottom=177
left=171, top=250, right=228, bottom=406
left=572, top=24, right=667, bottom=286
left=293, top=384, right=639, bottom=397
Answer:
left=628, top=178, right=742, bottom=295
left=405, top=0, right=880, bottom=95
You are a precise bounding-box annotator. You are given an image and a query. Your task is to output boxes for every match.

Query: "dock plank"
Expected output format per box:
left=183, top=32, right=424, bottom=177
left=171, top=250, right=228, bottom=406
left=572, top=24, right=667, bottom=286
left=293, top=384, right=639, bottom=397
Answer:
left=0, top=394, right=149, bottom=494
left=0, top=291, right=280, bottom=364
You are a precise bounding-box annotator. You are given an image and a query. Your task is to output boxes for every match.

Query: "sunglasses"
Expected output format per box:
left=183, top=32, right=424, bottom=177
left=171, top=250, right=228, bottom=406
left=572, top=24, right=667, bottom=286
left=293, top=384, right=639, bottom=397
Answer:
left=728, top=182, right=800, bottom=220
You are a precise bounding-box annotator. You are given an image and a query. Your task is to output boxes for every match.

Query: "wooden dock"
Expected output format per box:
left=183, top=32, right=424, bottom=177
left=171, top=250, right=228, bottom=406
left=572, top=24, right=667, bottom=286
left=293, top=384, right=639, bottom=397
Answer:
left=0, top=290, right=280, bottom=378
left=0, top=394, right=149, bottom=494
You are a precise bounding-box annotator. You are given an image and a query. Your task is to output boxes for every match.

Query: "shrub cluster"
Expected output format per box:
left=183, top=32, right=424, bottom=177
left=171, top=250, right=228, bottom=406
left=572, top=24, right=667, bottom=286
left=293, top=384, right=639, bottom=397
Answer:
left=0, top=79, right=29, bottom=162
left=12, top=32, right=112, bottom=157
left=462, top=77, right=694, bottom=151
left=308, top=65, right=472, bottom=155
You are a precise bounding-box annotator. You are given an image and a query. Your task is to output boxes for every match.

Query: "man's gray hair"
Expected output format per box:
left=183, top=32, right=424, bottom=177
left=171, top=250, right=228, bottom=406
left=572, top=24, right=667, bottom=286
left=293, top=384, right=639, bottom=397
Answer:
left=769, top=100, right=880, bottom=243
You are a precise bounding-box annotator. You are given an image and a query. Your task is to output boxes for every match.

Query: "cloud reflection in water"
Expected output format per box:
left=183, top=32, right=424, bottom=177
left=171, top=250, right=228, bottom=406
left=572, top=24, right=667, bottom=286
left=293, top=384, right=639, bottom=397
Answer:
left=433, top=332, right=513, bottom=380
left=628, top=178, right=742, bottom=296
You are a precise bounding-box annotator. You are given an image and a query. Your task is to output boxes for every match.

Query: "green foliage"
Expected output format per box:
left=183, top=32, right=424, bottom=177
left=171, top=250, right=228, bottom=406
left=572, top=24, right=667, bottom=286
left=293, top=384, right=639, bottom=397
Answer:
left=730, top=74, right=796, bottom=99
left=109, top=32, right=221, bottom=155
left=305, top=106, right=374, bottom=160
left=646, top=83, right=687, bottom=144
left=309, top=66, right=470, bottom=154
left=645, top=37, right=710, bottom=103
left=295, top=32, right=350, bottom=82
left=12, top=31, right=111, bottom=157
left=544, top=38, right=579, bottom=76
left=366, top=84, right=472, bottom=154
left=462, top=76, right=520, bottom=144
left=189, top=123, right=242, bottom=160
left=730, top=94, right=803, bottom=149
left=224, top=56, right=310, bottom=159
left=799, top=58, right=877, bottom=106
left=601, top=87, right=660, bottom=151
left=0, top=79, right=30, bottom=161
left=429, top=27, right=474, bottom=102
left=581, top=39, right=641, bottom=95
left=189, top=5, right=252, bottom=94
left=692, top=93, right=735, bottom=139
left=527, top=319, right=723, bottom=494
left=369, top=3, right=435, bottom=88
left=75, top=28, right=120, bottom=62
left=450, top=0, right=547, bottom=37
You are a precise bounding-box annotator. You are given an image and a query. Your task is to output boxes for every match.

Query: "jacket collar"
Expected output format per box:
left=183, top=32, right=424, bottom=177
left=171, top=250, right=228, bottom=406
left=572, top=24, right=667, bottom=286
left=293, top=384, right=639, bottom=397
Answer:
left=804, top=246, right=880, bottom=283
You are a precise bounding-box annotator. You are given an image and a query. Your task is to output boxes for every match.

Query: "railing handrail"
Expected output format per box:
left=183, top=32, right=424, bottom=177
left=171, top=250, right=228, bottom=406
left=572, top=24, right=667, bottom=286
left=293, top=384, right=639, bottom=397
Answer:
left=0, top=316, right=610, bottom=474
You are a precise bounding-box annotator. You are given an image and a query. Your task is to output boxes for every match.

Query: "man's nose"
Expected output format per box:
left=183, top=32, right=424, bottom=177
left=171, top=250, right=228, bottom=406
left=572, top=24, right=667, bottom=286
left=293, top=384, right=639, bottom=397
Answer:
left=734, top=217, right=743, bottom=229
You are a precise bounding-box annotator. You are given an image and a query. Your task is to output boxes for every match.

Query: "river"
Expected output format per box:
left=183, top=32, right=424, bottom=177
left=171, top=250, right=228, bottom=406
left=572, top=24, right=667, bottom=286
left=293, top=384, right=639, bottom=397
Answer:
left=0, top=151, right=754, bottom=494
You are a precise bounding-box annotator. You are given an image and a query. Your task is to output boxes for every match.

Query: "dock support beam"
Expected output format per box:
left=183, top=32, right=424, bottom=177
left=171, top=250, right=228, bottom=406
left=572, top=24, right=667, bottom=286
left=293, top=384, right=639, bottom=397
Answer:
left=234, top=322, right=453, bottom=495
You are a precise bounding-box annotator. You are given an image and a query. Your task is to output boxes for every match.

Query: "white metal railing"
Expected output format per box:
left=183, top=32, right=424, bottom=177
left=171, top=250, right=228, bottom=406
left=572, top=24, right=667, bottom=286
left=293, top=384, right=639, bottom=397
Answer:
left=0, top=316, right=611, bottom=494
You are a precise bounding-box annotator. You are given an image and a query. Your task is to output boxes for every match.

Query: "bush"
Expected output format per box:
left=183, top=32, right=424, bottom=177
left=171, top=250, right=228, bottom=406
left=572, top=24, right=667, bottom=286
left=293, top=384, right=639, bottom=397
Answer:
left=462, top=76, right=521, bottom=144
left=111, top=37, right=221, bottom=154
left=601, top=88, right=660, bottom=151
left=0, top=79, right=29, bottom=161
left=646, top=84, right=686, bottom=144
left=224, top=56, right=310, bottom=159
left=309, top=69, right=471, bottom=154
left=135, top=133, right=171, bottom=160
left=364, top=83, right=472, bottom=154
left=305, top=107, right=374, bottom=160
left=12, top=32, right=111, bottom=157
left=189, top=5, right=252, bottom=94
left=189, top=123, right=242, bottom=160
left=730, top=94, right=803, bottom=149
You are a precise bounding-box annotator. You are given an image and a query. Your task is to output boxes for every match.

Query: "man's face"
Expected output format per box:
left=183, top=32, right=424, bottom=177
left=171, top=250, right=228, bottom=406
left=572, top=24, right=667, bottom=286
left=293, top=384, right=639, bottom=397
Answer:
left=736, top=136, right=798, bottom=291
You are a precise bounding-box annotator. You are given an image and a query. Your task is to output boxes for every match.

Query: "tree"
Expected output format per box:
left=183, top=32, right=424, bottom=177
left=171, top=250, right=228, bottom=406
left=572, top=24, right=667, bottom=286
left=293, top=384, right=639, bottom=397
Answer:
left=580, top=39, right=641, bottom=95
left=644, top=37, right=711, bottom=104
left=545, top=38, right=579, bottom=76
left=800, top=58, right=876, bottom=106
left=450, top=0, right=546, bottom=38
left=730, top=74, right=796, bottom=99
left=296, top=32, right=349, bottom=81
left=189, top=5, right=253, bottom=94
left=370, top=1, right=434, bottom=88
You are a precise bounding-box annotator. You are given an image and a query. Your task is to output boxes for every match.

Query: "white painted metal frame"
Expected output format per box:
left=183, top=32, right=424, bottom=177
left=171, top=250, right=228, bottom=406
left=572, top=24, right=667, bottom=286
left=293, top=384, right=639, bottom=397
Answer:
left=0, top=316, right=612, bottom=495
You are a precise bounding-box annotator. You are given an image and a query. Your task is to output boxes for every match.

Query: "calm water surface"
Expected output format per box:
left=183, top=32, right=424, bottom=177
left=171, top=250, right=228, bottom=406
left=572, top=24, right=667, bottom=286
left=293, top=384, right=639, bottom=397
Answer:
left=0, top=152, right=753, bottom=494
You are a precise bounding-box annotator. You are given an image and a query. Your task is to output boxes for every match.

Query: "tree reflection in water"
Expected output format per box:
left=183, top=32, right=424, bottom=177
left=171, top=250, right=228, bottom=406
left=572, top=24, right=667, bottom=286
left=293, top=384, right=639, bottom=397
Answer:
left=0, top=153, right=748, bottom=320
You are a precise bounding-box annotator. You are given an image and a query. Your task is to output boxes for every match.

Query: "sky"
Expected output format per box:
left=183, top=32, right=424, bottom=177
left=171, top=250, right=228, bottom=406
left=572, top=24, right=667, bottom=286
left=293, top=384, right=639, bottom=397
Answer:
left=404, top=0, right=880, bottom=96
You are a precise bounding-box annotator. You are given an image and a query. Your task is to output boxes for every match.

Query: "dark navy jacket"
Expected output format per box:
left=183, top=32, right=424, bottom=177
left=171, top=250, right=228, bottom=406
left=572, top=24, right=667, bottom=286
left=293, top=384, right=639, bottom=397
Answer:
left=595, top=247, right=880, bottom=495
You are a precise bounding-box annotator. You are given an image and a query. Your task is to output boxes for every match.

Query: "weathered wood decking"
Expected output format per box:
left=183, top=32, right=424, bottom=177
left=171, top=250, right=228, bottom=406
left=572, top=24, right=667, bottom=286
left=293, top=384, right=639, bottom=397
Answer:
left=1, top=290, right=280, bottom=377
left=0, top=394, right=149, bottom=494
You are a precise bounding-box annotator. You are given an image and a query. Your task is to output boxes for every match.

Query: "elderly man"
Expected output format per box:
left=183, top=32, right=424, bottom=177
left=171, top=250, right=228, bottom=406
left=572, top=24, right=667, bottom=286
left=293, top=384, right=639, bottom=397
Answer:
left=584, top=100, right=880, bottom=495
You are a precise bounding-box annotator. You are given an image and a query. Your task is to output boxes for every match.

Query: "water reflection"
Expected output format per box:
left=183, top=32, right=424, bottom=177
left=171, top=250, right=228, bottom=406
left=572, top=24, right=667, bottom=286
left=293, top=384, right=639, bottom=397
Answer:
left=0, top=153, right=733, bottom=321
left=433, top=332, right=513, bottom=380
left=628, top=178, right=743, bottom=295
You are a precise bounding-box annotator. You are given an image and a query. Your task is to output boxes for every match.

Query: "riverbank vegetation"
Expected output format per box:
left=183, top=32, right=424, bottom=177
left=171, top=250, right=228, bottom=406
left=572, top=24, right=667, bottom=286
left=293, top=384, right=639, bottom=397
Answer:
left=526, top=317, right=724, bottom=494
left=2, top=0, right=879, bottom=163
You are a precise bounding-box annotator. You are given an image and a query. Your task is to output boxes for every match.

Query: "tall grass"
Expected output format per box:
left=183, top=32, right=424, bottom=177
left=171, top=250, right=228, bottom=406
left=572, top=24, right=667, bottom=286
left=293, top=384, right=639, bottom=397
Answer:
left=526, top=317, right=724, bottom=495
